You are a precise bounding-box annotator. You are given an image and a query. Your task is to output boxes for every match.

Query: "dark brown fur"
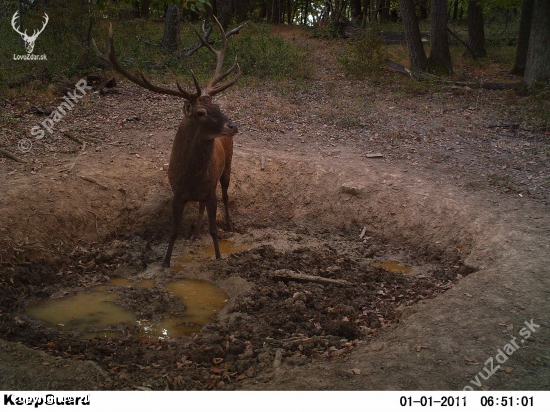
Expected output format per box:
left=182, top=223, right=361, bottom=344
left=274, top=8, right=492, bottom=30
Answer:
left=162, top=97, right=237, bottom=267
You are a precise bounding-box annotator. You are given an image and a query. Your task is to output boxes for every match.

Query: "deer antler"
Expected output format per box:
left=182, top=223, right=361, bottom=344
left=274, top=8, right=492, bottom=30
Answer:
left=92, top=24, right=201, bottom=102
left=191, top=17, right=246, bottom=96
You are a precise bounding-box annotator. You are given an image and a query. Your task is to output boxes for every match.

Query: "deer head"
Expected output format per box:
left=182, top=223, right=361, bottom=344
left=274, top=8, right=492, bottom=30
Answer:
left=11, top=11, right=49, bottom=54
left=92, top=17, right=243, bottom=132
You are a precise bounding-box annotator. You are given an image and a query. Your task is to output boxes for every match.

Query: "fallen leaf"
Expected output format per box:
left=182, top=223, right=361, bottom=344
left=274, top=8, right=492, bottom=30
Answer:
left=350, top=368, right=361, bottom=375
left=504, top=367, right=513, bottom=373
left=481, top=385, right=490, bottom=391
left=46, top=342, right=56, bottom=348
left=210, top=366, right=225, bottom=374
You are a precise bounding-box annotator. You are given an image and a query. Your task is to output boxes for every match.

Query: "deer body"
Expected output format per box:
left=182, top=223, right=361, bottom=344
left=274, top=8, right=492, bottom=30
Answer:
left=163, top=99, right=237, bottom=266
left=93, top=18, right=244, bottom=268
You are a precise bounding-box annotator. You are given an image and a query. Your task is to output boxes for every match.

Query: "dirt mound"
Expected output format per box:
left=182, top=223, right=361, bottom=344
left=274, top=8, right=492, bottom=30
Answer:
left=115, top=286, right=187, bottom=320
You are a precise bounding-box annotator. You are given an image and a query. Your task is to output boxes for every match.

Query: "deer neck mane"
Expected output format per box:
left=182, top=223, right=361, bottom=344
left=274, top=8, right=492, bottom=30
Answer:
left=171, top=117, right=215, bottom=175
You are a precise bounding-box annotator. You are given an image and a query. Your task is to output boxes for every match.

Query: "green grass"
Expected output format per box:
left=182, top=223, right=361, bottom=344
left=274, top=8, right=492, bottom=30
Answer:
left=0, top=4, right=310, bottom=98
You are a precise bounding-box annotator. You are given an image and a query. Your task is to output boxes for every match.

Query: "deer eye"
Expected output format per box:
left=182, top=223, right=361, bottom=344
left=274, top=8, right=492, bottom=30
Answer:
left=196, top=109, right=206, bottom=118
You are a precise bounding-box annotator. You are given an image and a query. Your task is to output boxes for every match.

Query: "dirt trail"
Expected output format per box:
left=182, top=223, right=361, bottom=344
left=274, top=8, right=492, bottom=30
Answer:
left=1, top=26, right=549, bottom=390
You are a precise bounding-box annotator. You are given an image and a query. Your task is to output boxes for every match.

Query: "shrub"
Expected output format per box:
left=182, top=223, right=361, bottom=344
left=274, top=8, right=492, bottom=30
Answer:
left=228, top=23, right=310, bottom=80
left=338, top=29, right=388, bottom=79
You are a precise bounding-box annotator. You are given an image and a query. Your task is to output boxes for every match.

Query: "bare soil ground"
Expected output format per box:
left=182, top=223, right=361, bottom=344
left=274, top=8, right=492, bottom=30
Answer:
left=0, top=26, right=549, bottom=391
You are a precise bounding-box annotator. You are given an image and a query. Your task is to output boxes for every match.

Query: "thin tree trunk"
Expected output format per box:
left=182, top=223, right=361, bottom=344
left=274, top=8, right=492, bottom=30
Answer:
left=453, top=0, right=459, bottom=20
left=428, top=0, right=453, bottom=74
left=524, top=0, right=550, bottom=86
left=18, top=0, right=24, bottom=48
left=399, top=0, right=428, bottom=71
left=511, top=0, right=534, bottom=76
left=161, top=4, right=179, bottom=49
left=468, top=1, right=486, bottom=58
left=141, top=0, right=150, bottom=19
left=218, top=0, right=233, bottom=29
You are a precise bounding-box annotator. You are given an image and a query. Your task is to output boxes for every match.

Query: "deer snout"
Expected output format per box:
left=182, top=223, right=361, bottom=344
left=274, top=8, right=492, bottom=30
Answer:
left=224, top=121, right=238, bottom=136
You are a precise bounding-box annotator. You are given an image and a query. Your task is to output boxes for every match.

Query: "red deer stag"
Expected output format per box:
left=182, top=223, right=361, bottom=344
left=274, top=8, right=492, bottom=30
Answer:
left=93, top=18, right=242, bottom=268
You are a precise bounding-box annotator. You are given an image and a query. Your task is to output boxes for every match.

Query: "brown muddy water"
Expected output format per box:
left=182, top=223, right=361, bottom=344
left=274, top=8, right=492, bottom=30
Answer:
left=23, top=240, right=252, bottom=339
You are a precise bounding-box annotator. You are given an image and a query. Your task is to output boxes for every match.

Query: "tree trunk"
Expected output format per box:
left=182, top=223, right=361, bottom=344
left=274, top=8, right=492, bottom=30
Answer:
left=468, top=1, right=486, bottom=58
left=141, top=0, right=150, bottom=19
left=378, top=0, right=390, bottom=23
left=452, top=0, right=459, bottom=20
left=351, top=0, right=362, bottom=20
left=427, top=0, right=453, bottom=74
left=511, top=0, right=534, bottom=76
left=399, top=0, right=428, bottom=71
left=237, top=0, right=247, bottom=22
left=524, top=0, right=550, bottom=86
left=17, top=0, right=24, bottom=48
left=419, top=4, right=428, bottom=20
left=161, top=4, right=179, bottom=49
left=218, top=0, right=233, bottom=29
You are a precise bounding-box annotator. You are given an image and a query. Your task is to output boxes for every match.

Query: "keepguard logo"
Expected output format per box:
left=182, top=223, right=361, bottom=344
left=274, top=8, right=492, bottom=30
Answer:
left=11, top=10, right=48, bottom=61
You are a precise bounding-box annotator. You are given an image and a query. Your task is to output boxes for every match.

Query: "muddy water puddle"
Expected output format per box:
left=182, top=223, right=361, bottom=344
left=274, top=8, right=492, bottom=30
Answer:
left=372, top=260, right=413, bottom=274
left=24, top=241, right=254, bottom=338
left=175, top=239, right=252, bottom=264
left=25, top=278, right=228, bottom=339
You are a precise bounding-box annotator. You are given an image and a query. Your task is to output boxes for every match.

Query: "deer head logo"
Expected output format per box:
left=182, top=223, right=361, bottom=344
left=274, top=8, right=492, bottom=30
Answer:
left=11, top=11, right=49, bottom=54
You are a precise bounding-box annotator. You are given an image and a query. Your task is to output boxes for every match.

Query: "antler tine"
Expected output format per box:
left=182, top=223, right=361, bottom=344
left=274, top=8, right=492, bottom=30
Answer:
left=176, top=70, right=201, bottom=97
left=208, top=63, right=241, bottom=96
left=92, top=24, right=198, bottom=101
left=209, top=56, right=238, bottom=88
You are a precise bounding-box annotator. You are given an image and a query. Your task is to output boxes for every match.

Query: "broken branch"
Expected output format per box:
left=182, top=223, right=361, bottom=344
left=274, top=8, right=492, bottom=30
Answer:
left=0, top=147, right=26, bottom=163
left=273, top=269, right=351, bottom=286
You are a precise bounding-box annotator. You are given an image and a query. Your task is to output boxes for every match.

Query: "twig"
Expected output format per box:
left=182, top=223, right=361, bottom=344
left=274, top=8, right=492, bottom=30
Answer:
left=386, top=60, right=519, bottom=90
left=59, top=142, right=86, bottom=173
left=260, top=155, right=266, bottom=170
left=79, top=175, right=110, bottom=190
left=273, top=269, right=352, bottom=286
left=447, top=27, right=477, bottom=59
left=63, top=131, right=83, bottom=144
left=86, top=210, right=101, bottom=236
left=488, top=123, right=520, bottom=129
left=0, top=148, right=26, bottom=163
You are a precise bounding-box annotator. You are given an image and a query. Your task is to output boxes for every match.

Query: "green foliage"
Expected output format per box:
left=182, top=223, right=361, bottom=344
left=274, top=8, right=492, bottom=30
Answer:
left=337, top=29, right=388, bottom=79
left=228, top=23, right=310, bottom=80
left=313, top=20, right=342, bottom=40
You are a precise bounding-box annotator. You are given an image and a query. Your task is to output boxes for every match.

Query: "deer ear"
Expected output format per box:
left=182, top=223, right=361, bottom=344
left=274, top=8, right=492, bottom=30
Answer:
left=183, top=101, right=193, bottom=117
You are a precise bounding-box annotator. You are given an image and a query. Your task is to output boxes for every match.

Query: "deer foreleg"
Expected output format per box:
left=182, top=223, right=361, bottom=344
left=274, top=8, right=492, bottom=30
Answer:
left=205, top=194, right=221, bottom=259
left=192, top=202, right=206, bottom=241
left=162, top=197, right=187, bottom=268
left=220, top=171, right=232, bottom=232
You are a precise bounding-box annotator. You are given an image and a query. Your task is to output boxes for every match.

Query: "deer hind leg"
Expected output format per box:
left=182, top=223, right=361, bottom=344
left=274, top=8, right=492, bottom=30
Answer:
left=192, top=202, right=205, bottom=241
left=205, top=194, right=221, bottom=259
left=162, top=196, right=187, bottom=268
left=220, top=169, right=232, bottom=232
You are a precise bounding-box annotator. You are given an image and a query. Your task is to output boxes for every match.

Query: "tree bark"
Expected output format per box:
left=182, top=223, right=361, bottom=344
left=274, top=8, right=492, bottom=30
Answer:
left=452, top=0, right=459, bottom=20
left=218, top=0, right=233, bottom=29
left=378, top=0, right=390, bottom=23
left=524, top=0, right=550, bottom=86
left=398, top=0, right=428, bottom=71
left=427, top=0, right=453, bottom=74
left=511, top=0, right=534, bottom=76
left=141, top=0, right=150, bottom=19
left=419, top=3, right=428, bottom=20
left=161, top=4, right=179, bottom=49
left=468, top=1, right=486, bottom=58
